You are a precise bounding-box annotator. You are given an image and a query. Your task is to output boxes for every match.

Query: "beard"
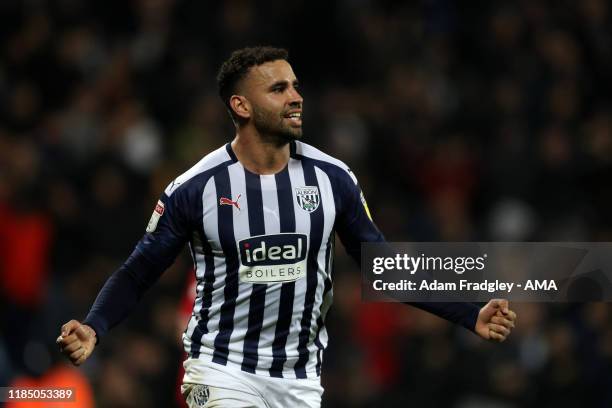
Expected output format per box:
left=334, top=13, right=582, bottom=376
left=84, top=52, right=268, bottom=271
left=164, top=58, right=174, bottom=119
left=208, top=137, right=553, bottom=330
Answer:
left=251, top=105, right=302, bottom=145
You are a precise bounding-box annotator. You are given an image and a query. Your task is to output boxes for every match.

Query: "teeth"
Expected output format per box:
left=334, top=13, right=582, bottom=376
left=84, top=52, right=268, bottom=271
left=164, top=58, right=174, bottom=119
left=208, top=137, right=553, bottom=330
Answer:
left=287, top=113, right=301, bottom=119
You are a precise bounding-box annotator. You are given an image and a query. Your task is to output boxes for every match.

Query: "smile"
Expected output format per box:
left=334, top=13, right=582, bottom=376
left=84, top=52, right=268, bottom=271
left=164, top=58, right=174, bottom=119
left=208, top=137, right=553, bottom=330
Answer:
left=284, top=112, right=302, bottom=119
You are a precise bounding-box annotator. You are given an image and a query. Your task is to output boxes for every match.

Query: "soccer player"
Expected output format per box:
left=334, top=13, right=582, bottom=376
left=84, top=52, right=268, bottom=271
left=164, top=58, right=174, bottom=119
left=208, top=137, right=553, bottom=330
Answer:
left=57, top=46, right=517, bottom=407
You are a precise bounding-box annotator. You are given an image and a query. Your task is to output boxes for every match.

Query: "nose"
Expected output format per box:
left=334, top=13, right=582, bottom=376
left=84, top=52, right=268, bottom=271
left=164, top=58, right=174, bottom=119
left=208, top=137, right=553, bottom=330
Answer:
left=288, top=86, right=303, bottom=106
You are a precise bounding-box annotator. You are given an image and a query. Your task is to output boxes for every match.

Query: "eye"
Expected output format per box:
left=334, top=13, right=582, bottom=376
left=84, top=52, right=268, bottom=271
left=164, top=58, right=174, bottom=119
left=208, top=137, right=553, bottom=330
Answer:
left=270, top=83, right=289, bottom=93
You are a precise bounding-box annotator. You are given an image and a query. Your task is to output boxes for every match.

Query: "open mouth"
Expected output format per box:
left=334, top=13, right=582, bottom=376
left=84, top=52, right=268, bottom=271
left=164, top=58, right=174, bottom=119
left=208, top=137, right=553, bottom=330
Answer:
left=284, top=111, right=302, bottom=125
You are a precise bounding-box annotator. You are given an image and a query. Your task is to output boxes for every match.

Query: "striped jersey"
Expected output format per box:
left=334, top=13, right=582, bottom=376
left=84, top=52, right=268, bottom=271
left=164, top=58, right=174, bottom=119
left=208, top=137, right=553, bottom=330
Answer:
left=136, top=140, right=383, bottom=379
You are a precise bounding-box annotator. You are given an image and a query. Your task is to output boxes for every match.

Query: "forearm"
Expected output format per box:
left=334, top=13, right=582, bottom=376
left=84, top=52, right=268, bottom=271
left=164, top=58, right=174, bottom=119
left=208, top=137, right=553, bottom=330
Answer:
left=406, top=302, right=480, bottom=332
left=83, top=249, right=164, bottom=340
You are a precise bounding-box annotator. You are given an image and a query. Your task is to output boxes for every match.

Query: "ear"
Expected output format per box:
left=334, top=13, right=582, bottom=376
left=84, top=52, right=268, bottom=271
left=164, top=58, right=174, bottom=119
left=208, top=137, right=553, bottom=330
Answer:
left=230, top=95, right=250, bottom=120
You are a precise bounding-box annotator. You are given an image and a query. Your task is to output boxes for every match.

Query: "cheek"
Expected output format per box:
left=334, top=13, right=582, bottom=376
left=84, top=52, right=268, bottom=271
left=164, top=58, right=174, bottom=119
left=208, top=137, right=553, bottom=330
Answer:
left=253, top=105, right=278, bottom=124
left=259, top=96, right=284, bottom=113
left=255, top=106, right=282, bottom=123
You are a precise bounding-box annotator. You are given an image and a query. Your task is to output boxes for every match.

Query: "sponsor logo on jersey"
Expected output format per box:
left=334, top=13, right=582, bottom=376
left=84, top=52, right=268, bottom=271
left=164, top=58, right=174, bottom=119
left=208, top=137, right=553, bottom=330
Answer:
left=295, top=186, right=320, bottom=213
left=146, top=200, right=165, bottom=233
left=219, top=194, right=241, bottom=210
left=237, top=233, right=308, bottom=283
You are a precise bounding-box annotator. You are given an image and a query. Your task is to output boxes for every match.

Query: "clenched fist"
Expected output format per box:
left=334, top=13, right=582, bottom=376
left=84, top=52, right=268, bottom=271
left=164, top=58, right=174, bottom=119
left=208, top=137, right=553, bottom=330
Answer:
left=475, top=299, right=517, bottom=342
left=56, top=320, right=97, bottom=366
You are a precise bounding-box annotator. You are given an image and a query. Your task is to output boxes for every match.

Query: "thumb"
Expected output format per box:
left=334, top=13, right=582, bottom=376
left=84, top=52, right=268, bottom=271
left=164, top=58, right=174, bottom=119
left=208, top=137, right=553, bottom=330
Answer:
left=481, top=299, right=503, bottom=320
left=61, top=320, right=81, bottom=337
left=75, top=324, right=94, bottom=342
left=496, top=299, right=509, bottom=315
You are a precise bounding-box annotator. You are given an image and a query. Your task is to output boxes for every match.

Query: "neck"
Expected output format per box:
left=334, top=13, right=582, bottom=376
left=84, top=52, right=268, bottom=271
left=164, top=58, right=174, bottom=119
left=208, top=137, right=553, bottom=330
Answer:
left=231, top=129, right=292, bottom=175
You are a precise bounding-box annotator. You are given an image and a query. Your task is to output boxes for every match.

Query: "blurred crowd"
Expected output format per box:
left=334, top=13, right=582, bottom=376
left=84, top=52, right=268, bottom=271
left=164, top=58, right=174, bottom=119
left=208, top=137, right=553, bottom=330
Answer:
left=1, top=0, right=612, bottom=407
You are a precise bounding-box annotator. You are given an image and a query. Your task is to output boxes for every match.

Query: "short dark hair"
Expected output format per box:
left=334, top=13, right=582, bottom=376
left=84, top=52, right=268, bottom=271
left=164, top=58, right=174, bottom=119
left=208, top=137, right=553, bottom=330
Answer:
left=216, top=46, right=289, bottom=116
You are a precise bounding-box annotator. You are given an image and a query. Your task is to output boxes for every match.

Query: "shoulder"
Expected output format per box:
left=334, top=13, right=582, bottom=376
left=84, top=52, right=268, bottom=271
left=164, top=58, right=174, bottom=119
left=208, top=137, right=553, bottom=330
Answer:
left=293, top=141, right=358, bottom=185
left=164, top=144, right=234, bottom=197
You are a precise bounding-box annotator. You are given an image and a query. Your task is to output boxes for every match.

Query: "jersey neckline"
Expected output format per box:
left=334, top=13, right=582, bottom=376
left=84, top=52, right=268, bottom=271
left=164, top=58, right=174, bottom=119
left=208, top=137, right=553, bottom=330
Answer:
left=224, top=141, right=298, bottom=176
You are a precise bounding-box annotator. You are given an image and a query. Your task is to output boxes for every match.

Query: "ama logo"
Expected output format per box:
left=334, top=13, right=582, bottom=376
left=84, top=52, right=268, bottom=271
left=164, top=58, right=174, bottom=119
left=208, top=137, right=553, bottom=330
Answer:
left=238, top=233, right=308, bottom=284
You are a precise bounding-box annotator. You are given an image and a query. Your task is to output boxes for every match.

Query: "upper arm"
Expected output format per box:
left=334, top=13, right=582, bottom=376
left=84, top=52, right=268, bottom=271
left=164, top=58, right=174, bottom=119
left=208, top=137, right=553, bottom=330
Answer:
left=135, top=183, right=199, bottom=269
left=334, top=169, right=385, bottom=265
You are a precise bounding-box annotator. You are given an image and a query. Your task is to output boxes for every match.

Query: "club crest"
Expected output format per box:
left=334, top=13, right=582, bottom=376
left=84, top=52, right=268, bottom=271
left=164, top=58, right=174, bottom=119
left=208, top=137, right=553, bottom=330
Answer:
left=191, top=384, right=209, bottom=406
left=295, top=186, right=320, bottom=213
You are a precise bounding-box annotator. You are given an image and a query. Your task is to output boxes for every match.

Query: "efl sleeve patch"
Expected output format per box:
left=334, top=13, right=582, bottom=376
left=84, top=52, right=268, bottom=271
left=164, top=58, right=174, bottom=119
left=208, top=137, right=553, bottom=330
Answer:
left=146, top=200, right=165, bottom=233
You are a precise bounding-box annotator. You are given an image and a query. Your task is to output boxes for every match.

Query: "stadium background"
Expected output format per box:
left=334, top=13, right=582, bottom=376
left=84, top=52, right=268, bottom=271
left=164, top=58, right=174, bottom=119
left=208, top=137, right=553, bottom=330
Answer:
left=1, top=0, right=612, bottom=407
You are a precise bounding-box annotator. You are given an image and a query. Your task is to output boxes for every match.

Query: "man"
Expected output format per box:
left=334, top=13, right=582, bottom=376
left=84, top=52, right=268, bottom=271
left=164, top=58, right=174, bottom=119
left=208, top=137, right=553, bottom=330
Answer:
left=58, top=46, right=517, bottom=407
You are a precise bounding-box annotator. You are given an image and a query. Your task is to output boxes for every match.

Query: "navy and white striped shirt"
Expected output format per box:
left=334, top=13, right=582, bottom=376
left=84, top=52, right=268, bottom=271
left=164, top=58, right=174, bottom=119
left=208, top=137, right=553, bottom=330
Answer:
left=84, top=140, right=479, bottom=380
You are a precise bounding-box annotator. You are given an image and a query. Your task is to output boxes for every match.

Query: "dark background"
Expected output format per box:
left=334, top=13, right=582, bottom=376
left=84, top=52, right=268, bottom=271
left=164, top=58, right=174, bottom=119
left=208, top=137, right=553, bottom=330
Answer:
left=1, top=0, right=611, bottom=407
